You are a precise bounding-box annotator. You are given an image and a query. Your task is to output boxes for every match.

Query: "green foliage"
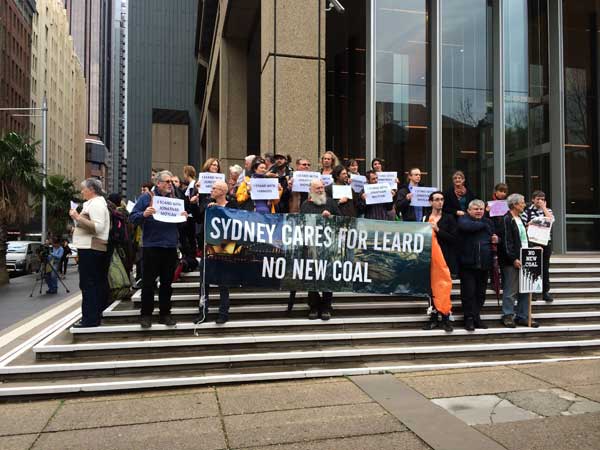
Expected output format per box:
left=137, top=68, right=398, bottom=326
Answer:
left=42, top=174, right=80, bottom=238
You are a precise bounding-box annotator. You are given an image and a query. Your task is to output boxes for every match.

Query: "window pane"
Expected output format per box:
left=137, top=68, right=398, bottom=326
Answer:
left=441, top=0, right=493, bottom=197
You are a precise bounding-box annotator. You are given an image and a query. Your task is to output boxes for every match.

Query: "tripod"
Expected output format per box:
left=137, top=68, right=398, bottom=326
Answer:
left=30, top=258, right=70, bottom=297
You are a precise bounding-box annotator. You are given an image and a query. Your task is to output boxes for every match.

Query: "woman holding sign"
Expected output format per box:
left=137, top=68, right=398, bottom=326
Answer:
left=325, top=165, right=357, bottom=217
left=237, top=159, right=282, bottom=213
left=443, top=170, right=477, bottom=218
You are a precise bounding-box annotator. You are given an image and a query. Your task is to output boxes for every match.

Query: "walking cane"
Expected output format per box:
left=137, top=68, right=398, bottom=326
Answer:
left=528, top=293, right=532, bottom=328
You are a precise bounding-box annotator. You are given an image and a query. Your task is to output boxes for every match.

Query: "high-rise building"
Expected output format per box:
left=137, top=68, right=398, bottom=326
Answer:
left=0, top=0, right=35, bottom=136
left=63, top=0, right=112, bottom=185
left=126, top=0, right=200, bottom=195
left=30, top=0, right=87, bottom=184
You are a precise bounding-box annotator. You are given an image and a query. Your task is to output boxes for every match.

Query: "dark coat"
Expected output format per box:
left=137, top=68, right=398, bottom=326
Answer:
left=498, top=212, right=524, bottom=266
left=300, top=197, right=341, bottom=216
left=423, top=212, right=459, bottom=275
left=457, top=215, right=495, bottom=270
left=358, top=189, right=394, bottom=220
left=443, top=186, right=477, bottom=217
left=325, top=183, right=358, bottom=217
left=395, top=183, right=431, bottom=221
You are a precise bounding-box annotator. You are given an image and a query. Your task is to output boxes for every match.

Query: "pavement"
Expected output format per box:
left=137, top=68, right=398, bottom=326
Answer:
left=0, top=266, right=80, bottom=332
left=0, top=358, right=598, bottom=450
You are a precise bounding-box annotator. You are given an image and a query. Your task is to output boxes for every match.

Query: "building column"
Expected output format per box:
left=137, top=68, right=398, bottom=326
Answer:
left=219, top=37, right=248, bottom=167
left=261, top=0, right=326, bottom=165
left=206, top=107, right=220, bottom=158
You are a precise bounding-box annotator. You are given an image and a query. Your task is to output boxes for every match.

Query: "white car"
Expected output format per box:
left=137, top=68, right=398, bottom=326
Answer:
left=6, top=241, right=42, bottom=274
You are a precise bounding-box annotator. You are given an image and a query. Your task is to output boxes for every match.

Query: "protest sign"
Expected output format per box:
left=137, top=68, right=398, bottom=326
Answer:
left=126, top=200, right=135, bottom=213
left=527, top=217, right=553, bottom=246
left=153, top=196, right=186, bottom=223
left=250, top=178, right=280, bottom=200
left=364, top=183, right=393, bottom=205
left=410, top=187, right=438, bottom=207
left=377, top=172, right=398, bottom=189
left=520, top=248, right=543, bottom=293
left=488, top=200, right=509, bottom=217
left=332, top=184, right=353, bottom=200
left=204, top=206, right=432, bottom=295
left=70, top=201, right=79, bottom=210
left=321, top=174, right=334, bottom=186
left=350, top=174, right=366, bottom=193
left=291, top=171, right=321, bottom=193
left=197, top=172, right=226, bottom=194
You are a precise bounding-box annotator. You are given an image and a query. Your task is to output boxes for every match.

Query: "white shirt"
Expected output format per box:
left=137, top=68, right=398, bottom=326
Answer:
left=72, top=196, right=110, bottom=250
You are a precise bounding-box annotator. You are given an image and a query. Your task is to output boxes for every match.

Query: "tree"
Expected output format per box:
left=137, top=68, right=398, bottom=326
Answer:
left=40, top=174, right=80, bottom=238
left=0, top=132, right=42, bottom=285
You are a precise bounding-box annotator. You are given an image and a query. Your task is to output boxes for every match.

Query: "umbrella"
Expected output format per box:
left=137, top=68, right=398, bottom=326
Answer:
left=491, top=243, right=501, bottom=306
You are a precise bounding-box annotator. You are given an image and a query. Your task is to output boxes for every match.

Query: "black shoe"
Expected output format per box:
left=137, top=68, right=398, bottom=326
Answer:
left=515, top=318, right=540, bottom=328
left=422, top=316, right=438, bottom=330
left=215, top=315, right=228, bottom=324
left=474, top=318, right=488, bottom=329
left=543, top=293, right=554, bottom=303
left=464, top=317, right=475, bottom=332
left=158, top=314, right=177, bottom=327
left=321, top=311, right=331, bottom=321
left=502, top=315, right=516, bottom=328
left=441, top=316, right=453, bottom=333
left=308, top=309, right=319, bottom=320
left=140, top=315, right=152, bottom=329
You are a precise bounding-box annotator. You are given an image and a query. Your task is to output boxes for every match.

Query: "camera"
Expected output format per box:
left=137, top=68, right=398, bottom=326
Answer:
left=326, top=0, right=345, bottom=13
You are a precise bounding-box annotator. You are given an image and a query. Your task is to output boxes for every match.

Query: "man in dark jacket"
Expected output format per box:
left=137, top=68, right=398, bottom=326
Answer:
left=300, top=179, right=340, bottom=320
left=395, top=167, right=430, bottom=221
left=457, top=199, right=498, bottom=331
left=358, top=171, right=395, bottom=220
left=130, top=170, right=188, bottom=329
left=498, top=193, right=539, bottom=328
left=325, top=165, right=357, bottom=217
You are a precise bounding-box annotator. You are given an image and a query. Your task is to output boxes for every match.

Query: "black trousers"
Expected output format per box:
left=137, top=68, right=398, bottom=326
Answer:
left=541, top=243, right=552, bottom=295
left=78, top=249, right=109, bottom=326
left=307, top=292, right=333, bottom=312
left=141, top=247, right=178, bottom=316
left=459, top=268, right=488, bottom=320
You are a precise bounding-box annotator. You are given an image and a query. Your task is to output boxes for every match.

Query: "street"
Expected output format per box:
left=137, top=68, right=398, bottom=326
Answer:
left=0, top=266, right=80, bottom=332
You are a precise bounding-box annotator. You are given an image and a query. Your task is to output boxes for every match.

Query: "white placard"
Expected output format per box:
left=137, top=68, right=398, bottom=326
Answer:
left=350, top=174, right=366, bottom=193
left=197, top=172, right=226, bottom=194
left=488, top=200, right=509, bottom=217
left=70, top=201, right=79, bottom=210
left=410, top=187, right=438, bottom=207
left=153, top=196, right=186, bottom=223
left=364, top=183, right=393, bottom=205
left=332, top=184, right=353, bottom=200
left=126, top=200, right=135, bottom=213
left=291, top=171, right=321, bottom=193
left=321, top=174, right=334, bottom=186
left=527, top=216, right=554, bottom=246
left=250, top=177, right=280, bottom=200
left=377, top=171, right=398, bottom=189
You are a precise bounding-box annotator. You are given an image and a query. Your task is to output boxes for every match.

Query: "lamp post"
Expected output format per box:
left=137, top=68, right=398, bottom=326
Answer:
left=0, top=97, right=49, bottom=242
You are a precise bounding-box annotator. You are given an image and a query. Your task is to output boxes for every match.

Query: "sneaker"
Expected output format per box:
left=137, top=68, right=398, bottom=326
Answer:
left=140, top=315, right=152, bottom=329
left=543, top=293, right=554, bottom=303
left=158, top=314, right=177, bottom=326
left=308, top=309, right=319, bottom=320
left=464, top=317, right=475, bottom=332
left=321, top=311, right=331, bottom=321
left=502, top=315, right=516, bottom=328
left=215, top=315, right=228, bottom=324
left=515, top=318, right=540, bottom=328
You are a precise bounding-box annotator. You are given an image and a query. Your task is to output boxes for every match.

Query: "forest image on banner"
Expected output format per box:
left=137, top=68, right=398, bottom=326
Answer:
left=204, top=207, right=432, bottom=296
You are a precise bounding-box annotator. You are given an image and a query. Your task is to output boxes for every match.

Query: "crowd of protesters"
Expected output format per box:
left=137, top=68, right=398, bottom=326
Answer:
left=60, top=152, right=554, bottom=334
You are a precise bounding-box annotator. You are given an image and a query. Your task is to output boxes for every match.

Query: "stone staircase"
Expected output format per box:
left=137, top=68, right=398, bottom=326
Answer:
left=1, top=256, right=599, bottom=397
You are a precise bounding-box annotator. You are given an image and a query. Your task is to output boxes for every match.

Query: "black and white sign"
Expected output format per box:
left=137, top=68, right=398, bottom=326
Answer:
left=364, top=183, right=393, bottom=205
left=350, top=174, right=366, bottom=193
left=250, top=178, right=280, bottom=200
left=410, top=187, right=438, bottom=207
left=197, top=173, right=226, bottom=194
left=291, top=171, right=321, bottom=193
left=153, top=196, right=186, bottom=223
left=320, top=174, right=334, bottom=187
left=519, top=248, right=543, bottom=293
left=377, top=171, right=398, bottom=190
left=332, top=184, right=353, bottom=200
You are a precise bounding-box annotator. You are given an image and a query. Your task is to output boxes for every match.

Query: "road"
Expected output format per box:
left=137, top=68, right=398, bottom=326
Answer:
left=0, top=266, right=80, bottom=331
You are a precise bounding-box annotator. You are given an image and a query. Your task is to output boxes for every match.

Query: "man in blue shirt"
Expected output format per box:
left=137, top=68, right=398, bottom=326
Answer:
left=45, top=238, right=64, bottom=294
left=395, top=167, right=428, bottom=221
left=130, top=170, right=188, bottom=328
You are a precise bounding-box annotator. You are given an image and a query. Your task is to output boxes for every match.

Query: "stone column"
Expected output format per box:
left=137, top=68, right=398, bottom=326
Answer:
left=261, top=0, right=326, bottom=165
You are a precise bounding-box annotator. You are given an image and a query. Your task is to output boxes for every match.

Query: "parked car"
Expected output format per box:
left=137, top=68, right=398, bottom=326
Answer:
left=6, top=241, right=42, bottom=274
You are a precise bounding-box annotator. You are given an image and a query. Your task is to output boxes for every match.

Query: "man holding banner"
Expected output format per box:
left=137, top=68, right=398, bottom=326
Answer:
left=130, top=170, right=188, bottom=329
left=359, top=171, right=395, bottom=220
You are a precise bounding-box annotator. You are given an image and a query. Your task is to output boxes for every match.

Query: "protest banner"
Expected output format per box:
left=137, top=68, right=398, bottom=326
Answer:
left=153, top=196, right=186, bottom=223
left=321, top=174, right=334, bottom=186
left=350, top=174, right=366, bottom=193
left=520, top=247, right=543, bottom=327
left=332, top=184, right=353, bottom=200
left=291, top=171, right=321, bottom=193
left=488, top=200, right=509, bottom=217
left=364, top=183, right=393, bottom=205
left=377, top=171, right=398, bottom=189
left=410, top=187, right=438, bottom=207
left=126, top=200, right=135, bottom=213
left=204, top=206, right=432, bottom=295
left=197, top=172, right=226, bottom=194
left=250, top=178, right=280, bottom=200
left=527, top=217, right=553, bottom=246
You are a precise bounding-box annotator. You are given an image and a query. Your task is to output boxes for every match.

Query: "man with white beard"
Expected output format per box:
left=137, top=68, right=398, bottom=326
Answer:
left=300, top=179, right=340, bottom=320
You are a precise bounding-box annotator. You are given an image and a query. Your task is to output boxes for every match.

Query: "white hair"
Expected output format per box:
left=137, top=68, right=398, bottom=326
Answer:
left=507, top=193, right=524, bottom=209
left=229, top=164, right=243, bottom=175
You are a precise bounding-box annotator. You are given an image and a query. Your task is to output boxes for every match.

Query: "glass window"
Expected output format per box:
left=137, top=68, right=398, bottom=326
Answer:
left=441, top=0, right=493, bottom=197
left=504, top=0, right=550, bottom=199
left=563, top=0, right=600, bottom=250
left=375, top=0, right=430, bottom=181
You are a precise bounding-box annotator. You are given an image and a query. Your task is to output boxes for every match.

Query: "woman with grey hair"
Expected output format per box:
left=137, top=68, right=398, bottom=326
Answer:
left=69, top=178, right=110, bottom=327
left=228, top=164, right=244, bottom=197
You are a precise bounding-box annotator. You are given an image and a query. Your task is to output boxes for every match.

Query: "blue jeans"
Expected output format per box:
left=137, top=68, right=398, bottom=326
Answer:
left=502, top=265, right=530, bottom=320
left=45, top=264, right=58, bottom=292
left=78, top=249, right=109, bottom=326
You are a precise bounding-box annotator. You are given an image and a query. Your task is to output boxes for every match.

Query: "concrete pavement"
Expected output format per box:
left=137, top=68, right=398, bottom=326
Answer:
left=0, top=358, right=598, bottom=450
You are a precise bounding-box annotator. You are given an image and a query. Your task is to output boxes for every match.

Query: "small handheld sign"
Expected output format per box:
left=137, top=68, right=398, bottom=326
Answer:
left=519, top=247, right=543, bottom=327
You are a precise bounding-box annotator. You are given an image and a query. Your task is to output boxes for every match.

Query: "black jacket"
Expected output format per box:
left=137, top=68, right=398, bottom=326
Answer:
left=443, top=186, right=477, bottom=217
left=457, top=215, right=495, bottom=270
left=423, top=213, right=459, bottom=275
left=395, top=183, right=431, bottom=222
left=325, top=183, right=358, bottom=217
left=300, top=197, right=341, bottom=216
left=498, top=212, right=524, bottom=266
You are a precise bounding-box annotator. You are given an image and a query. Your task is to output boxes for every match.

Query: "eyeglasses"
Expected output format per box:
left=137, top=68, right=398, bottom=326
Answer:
left=300, top=163, right=311, bottom=166
left=159, top=179, right=172, bottom=183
